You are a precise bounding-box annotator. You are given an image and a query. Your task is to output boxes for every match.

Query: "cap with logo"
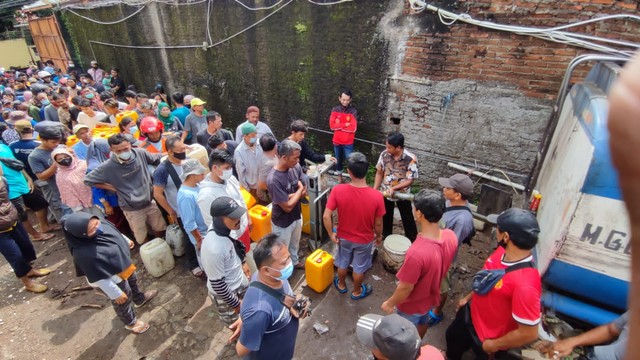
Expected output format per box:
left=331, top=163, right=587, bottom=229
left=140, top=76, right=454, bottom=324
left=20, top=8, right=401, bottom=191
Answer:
left=357, top=314, right=421, bottom=360
left=210, top=196, right=247, bottom=219
left=438, top=173, right=474, bottom=196
left=486, top=208, right=540, bottom=244
left=180, top=158, right=207, bottom=181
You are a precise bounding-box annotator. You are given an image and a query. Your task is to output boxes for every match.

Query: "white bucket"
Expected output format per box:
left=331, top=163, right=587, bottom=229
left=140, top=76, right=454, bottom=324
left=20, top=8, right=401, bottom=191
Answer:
left=165, top=224, right=186, bottom=257
left=140, top=238, right=175, bottom=278
left=382, top=234, right=411, bottom=273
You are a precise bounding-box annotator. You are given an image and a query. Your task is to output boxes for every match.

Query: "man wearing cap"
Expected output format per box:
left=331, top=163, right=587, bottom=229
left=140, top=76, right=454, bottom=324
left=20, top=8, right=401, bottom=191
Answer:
left=357, top=313, right=444, bottom=360
left=445, top=208, right=541, bottom=360
left=234, top=122, right=263, bottom=196
left=428, top=173, right=476, bottom=325
left=84, top=134, right=166, bottom=245
left=182, top=98, right=207, bottom=144
left=3, top=111, right=29, bottom=145
left=234, top=106, right=273, bottom=143
left=267, top=140, right=307, bottom=269
left=381, top=190, right=458, bottom=338
left=71, top=124, right=92, bottom=160
left=234, top=233, right=299, bottom=359
left=176, top=159, right=209, bottom=251
left=201, top=196, right=250, bottom=325
left=87, top=61, right=105, bottom=85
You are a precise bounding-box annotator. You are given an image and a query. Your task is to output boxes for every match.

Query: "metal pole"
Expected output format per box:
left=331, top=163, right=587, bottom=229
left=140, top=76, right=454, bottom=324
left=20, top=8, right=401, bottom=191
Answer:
left=387, top=192, right=494, bottom=223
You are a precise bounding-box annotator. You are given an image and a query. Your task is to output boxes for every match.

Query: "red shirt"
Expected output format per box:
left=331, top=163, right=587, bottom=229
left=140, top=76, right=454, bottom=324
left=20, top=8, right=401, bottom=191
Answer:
left=396, top=230, right=458, bottom=314
left=329, top=105, right=357, bottom=145
left=471, top=247, right=541, bottom=342
left=326, top=184, right=385, bottom=244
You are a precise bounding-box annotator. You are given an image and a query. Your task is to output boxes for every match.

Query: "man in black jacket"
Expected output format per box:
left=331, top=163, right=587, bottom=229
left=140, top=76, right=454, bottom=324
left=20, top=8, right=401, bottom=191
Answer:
left=286, top=119, right=329, bottom=173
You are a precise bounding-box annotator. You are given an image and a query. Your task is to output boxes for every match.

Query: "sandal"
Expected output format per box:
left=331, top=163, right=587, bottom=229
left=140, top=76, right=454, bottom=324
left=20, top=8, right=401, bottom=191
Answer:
left=25, top=283, right=48, bottom=293
left=134, top=290, right=158, bottom=308
left=125, top=320, right=150, bottom=334
left=43, top=224, right=61, bottom=233
left=31, top=233, right=55, bottom=242
left=333, top=276, right=347, bottom=294
left=427, top=309, right=443, bottom=326
left=350, top=283, right=373, bottom=300
left=191, top=267, right=206, bottom=279
left=28, top=268, right=52, bottom=277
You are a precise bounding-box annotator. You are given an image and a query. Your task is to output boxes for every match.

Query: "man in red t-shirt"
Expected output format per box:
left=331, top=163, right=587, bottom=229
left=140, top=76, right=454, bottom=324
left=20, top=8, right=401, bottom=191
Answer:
left=381, top=189, right=458, bottom=338
left=328, top=88, right=357, bottom=182
left=323, top=152, right=385, bottom=300
left=445, top=208, right=541, bottom=360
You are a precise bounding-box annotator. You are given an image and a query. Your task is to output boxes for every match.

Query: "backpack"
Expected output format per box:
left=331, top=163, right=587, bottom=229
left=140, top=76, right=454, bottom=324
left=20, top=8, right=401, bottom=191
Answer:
left=471, top=261, right=535, bottom=295
left=444, top=206, right=476, bottom=245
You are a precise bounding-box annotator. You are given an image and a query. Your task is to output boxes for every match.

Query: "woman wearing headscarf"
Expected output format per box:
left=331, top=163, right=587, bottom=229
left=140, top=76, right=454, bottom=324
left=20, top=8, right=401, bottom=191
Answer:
left=0, top=175, right=50, bottom=293
left=157, top=102, right=183, bottom=134
left=62, top=213, right=157, bottom=333
left=51, top=147, right=102, bottom=217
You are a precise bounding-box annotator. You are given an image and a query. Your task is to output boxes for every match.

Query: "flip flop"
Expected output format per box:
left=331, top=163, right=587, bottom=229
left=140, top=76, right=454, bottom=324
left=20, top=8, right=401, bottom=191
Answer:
left=191, top=267, right=206, bottom=279
left=28, top=268, right=52, bottom=277
left=25, top=283, right=48, bottom=293
left=350, top=283, right=373, bottom=300
left=44, top=224, right=61, bottom=233
left=31, top=233, right=55, bottom=242
left=333, top=276, right=347, bottom=294
left=125, top=321, right=150, bottom=334
left=134, top=290, right=158, bottom=308
left=427, top=309, right=443, bottom=326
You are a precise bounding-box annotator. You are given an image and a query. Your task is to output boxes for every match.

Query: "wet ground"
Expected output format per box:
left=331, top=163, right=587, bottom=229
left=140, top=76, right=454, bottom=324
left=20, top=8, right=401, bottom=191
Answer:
left=0, top=218, right=493, bottom=360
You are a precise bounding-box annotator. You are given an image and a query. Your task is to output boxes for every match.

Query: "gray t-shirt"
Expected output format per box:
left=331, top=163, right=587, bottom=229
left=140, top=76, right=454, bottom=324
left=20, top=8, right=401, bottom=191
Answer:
left=201, top=231, right=248, bottom=295
left=441, top=202, right=475, bottom=246
left=592, top=312, right=628, bottom=360
left=28, top=147, right=56, bottom=188
left=185, top=113, right=207, bottom=138
left=152, top=160, right=183, bottom=213
left=267, top=164, right=305, bottom=228
left=44, top=104, right=60, bottom=122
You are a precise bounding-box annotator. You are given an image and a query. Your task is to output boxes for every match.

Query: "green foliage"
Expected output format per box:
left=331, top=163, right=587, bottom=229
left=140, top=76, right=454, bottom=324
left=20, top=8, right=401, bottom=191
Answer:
left=294, top=22, right=307, bottom=33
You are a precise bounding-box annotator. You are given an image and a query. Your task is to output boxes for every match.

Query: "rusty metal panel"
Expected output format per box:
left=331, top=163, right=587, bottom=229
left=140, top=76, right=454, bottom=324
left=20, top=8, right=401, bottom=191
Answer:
left=558, top=194, right=630, bottom=281
left=28, top=16, right=70, bottom=72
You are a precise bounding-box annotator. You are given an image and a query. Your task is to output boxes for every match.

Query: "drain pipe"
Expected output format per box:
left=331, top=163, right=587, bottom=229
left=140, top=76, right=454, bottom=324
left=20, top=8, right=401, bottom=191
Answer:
left=447, top=162, right=525, bottom=191
left=389, top=192, right=492, bottom=223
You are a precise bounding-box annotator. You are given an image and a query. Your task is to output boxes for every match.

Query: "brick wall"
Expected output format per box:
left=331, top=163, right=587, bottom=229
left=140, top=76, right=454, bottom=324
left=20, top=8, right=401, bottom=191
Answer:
left=381, top=0, right=638, bottom=192
left=402, top=0, right=638, bottom=98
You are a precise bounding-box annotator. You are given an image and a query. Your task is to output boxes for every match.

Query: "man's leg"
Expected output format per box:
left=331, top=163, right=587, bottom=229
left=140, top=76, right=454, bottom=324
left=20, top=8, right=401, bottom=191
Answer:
left=122, top=209, right=149, bottom=245
left=397, top=199, right=417, bottom=241
left=146, top=202, right=168, bottom=239
left=177, top=217, right=200, bottom=271
left=382, top=198, right=395, bottom=239
left=334, top=239, right=353, bottom=291
left=351, top=241, right=374, bottom=297
left=289, top=219, right=302, bottom=267
left=445, top=306, right=474, bottom=360
left=112, top=278, right=137, bottom=326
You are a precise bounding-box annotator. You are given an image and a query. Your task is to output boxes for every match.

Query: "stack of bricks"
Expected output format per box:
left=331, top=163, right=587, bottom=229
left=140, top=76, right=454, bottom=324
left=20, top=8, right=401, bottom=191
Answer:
left=402, top=0, right=639, bottom=99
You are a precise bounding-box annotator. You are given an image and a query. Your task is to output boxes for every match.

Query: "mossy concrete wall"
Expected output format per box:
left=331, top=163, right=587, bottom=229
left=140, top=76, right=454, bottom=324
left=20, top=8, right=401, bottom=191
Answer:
left=60, top=0, right=391, bottom=154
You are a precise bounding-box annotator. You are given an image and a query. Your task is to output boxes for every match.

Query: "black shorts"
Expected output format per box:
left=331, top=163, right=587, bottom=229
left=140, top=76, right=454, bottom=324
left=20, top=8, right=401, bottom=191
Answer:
left=21, top=190, right=49, bottom=212
left=10, top=197, right=29, bottom=222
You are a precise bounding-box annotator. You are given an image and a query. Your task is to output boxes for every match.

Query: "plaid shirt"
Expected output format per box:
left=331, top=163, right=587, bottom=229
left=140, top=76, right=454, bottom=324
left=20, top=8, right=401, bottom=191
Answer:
left=376, top=149, right=418, bottom=194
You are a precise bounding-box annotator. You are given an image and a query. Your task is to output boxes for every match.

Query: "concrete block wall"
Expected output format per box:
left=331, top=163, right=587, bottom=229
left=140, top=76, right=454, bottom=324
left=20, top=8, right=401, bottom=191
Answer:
left=384, top=0, right=638, bottom=190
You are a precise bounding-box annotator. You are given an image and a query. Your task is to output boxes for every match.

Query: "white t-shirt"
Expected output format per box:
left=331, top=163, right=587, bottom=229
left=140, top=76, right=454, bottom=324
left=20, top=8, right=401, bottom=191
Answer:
left=77, top=111, right=109, bottom=129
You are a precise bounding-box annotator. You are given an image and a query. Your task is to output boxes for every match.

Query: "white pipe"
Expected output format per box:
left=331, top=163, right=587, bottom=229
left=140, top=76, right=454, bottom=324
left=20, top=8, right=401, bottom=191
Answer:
left=447, top=162, right=525, bottom=191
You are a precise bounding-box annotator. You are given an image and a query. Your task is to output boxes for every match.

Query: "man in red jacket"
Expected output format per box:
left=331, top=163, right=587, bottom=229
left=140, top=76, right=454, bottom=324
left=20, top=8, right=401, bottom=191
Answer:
left=329, top=88, right=357, bottom=182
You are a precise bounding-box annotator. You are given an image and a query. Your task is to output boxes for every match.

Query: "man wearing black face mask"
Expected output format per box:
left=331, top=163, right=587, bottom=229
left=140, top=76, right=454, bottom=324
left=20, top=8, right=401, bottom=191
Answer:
left=152, top=136, right=202, bottom=278
left=201, top=196, right=250, bottom=325
left=445, top=208, right=541, bottom=360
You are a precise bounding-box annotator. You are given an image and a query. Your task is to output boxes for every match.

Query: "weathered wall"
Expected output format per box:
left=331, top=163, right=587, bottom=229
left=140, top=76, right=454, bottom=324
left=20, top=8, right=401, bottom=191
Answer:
left=380, top=0, right=638, bottom=189
left=60, top=0, right=390, bottom=152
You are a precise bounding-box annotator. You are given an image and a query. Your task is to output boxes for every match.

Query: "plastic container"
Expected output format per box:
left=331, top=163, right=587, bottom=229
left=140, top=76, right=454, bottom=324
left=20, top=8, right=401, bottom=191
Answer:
left=66, top=135, right=79, bottom=147
left=115, top=110, right=138, bottom=124
left=381, top=234, right=412, bottom=274
left=240, top=187, right=257, bottom=209
left=186, top=143, right=209, bottom=168
left=305, top=249, right=334, bottom=293
left=165, top=224, right=186, bottom=257
left=249, top=205, right=272, bottom=242
left=301, top=195, right=311, bottom=234
left=140, top=238, right=175, bottom=278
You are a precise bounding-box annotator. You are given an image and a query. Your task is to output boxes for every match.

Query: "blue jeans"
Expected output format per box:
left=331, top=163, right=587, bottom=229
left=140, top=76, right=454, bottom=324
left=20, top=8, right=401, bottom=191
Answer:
left=0, top=223, right=36, bottom=278
left=333, top=144, right=354, bottom=172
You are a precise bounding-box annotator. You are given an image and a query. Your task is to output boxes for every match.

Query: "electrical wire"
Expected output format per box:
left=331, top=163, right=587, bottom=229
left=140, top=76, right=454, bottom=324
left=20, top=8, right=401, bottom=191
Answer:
left=306, top=0, right=353, bottom=5
left=232, top=0, right=284, bottom=11
left=65, top=5, right=148, bottom=25
left=206, top=0, right=213, bottom=45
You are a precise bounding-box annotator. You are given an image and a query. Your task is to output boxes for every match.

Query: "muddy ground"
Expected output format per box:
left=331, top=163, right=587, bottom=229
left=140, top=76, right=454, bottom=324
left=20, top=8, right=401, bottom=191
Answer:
left=0, top=216, right=493, bottom=360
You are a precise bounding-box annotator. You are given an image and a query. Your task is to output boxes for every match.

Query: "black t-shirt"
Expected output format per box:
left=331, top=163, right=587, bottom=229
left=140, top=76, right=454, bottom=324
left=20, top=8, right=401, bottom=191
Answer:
left=110, top=76, right=125, bottom=97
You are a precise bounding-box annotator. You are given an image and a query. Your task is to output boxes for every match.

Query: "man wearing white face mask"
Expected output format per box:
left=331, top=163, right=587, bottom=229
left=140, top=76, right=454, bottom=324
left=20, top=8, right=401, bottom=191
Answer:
left=198, top=149, right=252, bottom=251
left=234, top=122, right=262, bottom=198
left=84, top=134, right=167, bottom=245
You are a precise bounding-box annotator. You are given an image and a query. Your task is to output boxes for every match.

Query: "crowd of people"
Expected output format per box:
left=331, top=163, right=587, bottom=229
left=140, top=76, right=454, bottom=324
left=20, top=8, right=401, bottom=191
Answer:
left=0, top=59, right=632, bottom=359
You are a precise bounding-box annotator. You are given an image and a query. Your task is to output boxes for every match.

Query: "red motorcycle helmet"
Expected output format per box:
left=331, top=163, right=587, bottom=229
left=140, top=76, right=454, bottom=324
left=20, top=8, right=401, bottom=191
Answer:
left=139, top=116, right=164, bottom=135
